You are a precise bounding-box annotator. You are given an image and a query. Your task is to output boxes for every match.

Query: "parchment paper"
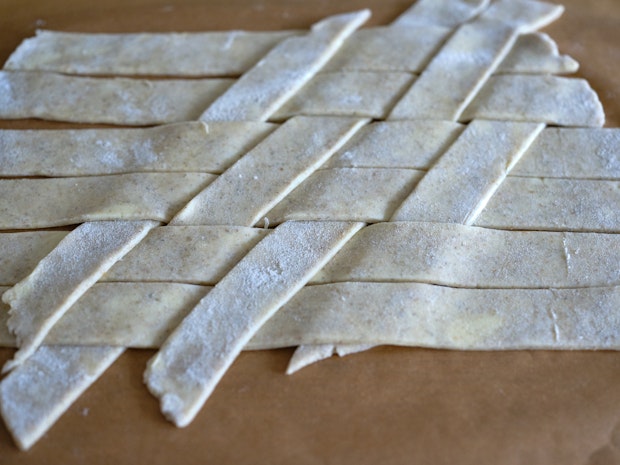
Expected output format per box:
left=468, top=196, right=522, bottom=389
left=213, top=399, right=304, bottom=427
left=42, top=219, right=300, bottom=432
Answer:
left=1, top=0, right=619, bottom=463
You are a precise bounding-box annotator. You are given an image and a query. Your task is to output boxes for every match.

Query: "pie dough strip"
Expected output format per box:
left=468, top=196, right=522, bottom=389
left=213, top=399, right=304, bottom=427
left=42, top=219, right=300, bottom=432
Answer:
left=171, top=116, right=368, bottom=226
left=1, top=220, right=158, bottom=373
left=3, top=280, right=620, bottom=351
left=0, top=231, right=67, bottom=286
left=0, top=71, right=596, bottom=126
left=496, top=32, right=578, bottom=74
left=511, top=127, right=620, bottom=179
left=388, top=0, right=564, bottom=121
left=476, top=176, right=620, bottom=232
left=3, top=30, right=299, bottom=76
left=199, top=10, right=370, bottom=122
left=0, top=173, right=214, bottom=229
left=0, top=122, right=276, bottom=177
left=6, top=26, right=574, bottom=77
left=144, top=220, right=364, bottom=427
left=270, top=72, right=415, bottom=120
left=251, top=282, right=620, bottom=350
left=312, top=222, right=620, bottom=288
left=0, top=345, right=124, bottom=450
left=4, top=124, right=617, bottom=179
left=4, top=221, right=618, bottom=290
left=390, top=120, right=544, bottom=223
left=462, top=75, right=605, bottom=127
left=0, top=71, right=233, bottom=125
left=287, top=119, right=544, bottom=370
left=266, top=169, right=620, bottom=232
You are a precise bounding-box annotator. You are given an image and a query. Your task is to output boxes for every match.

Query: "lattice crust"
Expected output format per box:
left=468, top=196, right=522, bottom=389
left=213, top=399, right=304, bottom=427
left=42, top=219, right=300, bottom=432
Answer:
left=0, top=0, right=616, bottom=451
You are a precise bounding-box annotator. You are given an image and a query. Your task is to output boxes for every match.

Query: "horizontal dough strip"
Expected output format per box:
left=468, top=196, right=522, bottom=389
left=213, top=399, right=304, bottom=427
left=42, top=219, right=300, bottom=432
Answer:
left=2, top=222, right=619, bottom=288
left=0, top=173, right=214, bottom=229
left=3, top=24, right=575, bottom=76
left=2, top=281, right=619, bottom=350
left=2, top=168, right=620, bottom=231
left=266, top=168, right=620, bottom=232
left=0, top=122, right=277, bottom=177
left=3, top=123, right=618, bottom=179
left=0, top=71, right=600, bottom=126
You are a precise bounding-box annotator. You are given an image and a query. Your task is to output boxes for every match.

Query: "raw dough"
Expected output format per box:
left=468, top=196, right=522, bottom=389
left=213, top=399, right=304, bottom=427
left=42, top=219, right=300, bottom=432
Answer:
left=0, top=71, right=233, bottom=125
left=199, top=11, right=370, bottom=122
left=390, top=120, right=544, bottom=223
left=0, top=173, right=213, bottom=229
left=144, top=221, right=363, bottom=427
left=2, top=220, right=157, bottom=372
left=0, top=122, right=275, bottom=176
left=171, top=116, right=367, bottom=226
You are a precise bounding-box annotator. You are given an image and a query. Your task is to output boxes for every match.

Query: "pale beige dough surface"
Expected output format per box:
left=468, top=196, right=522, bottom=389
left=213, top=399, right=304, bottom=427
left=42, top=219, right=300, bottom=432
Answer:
left=0, top=232, right=67, bottom=286
left=390, top=120, right=543, bottom=223
left=475, top=176, right=620, bottom=232
left=171, top=116, right=367, bottom=226
left=388, top=0, right=563, bottom=120
left=2, top=280, right=620, bottom=351
left=271, top=71, right=415, bottom=120
left=0, top=122, right=275, bottom=177
left=0, top=345, right=123, bottom=450
left=0, top=71, right=233, bottom=125
left=264, top=167, right=620, bottom=231
left=3, top=30, right=299, bottom=76
left=2, top=220, right=157, bottom=373
left=462, top=75, right=604, bottom=126
left=323, top=120, right=464, bottom=169
left=0, top=172, right=214, bottom=229
left=312, top=222, right=620, bottom=288
left=104, top=226, right=268, bottom=284
left=199, top=11, right=370, bottom=122
left=252, top=282, right=620, bottom=350
left=266, top=168, right=424, bottom=224
left=497, top=32, right=578, bottom=74
left=144, top=221, right=363, bottom=427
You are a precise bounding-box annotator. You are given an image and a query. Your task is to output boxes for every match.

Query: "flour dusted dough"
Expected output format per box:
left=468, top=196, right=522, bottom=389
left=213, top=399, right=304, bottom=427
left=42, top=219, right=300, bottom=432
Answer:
left=252, top=283, right=620, bottom=350
left=271, top=72, right=414, bottom=120
left=0, top=71, right=233, bottom=125
left=4, top=30, right=298, bottom=76
left=2, top=220, right=157, bottom=373
left=145, top=221, right=363, bottom=427
left=390, top=120, right=543, bottom=223
left=104, top=226, right=268, bottom=284
left=497, top=32, right=578, bottom=74
left=266, top=168, right=424, bottom=224
left=0, top=345, right=123, bottom=450
left=0, top=232, right=67, bottom=285
left=388, top=0, right=563, bottom=120
left=462, top=75, right=605, bottom=126
left=171, top=116, right=367, bottom=226
left=0, top=122, right=275, bottom=176
left=312, top=222, right=620, bottom=288
left=199, top=11, right=370, bottom=122
left=0, top=173, right=213, bottom=229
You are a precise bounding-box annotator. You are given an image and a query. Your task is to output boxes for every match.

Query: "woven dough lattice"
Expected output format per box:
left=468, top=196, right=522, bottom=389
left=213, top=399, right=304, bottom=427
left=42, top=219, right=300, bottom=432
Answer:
left=0, top=0, right=618, bottom=451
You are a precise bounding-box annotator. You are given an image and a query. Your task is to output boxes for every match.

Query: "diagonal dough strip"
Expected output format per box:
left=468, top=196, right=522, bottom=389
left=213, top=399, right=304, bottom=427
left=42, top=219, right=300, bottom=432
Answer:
left=199, top=10, right=370, bottom=122
left=1, top=220, right=158, bottom=373
left=288, top=119, right=545, bottom=371
left=0, top=345, right=124, bottom=451
left=390, top=120, right=544, bottom=223
left=144, top=220, right=364, bottom=427
left=0, top=71, right=234, bottom=125
left=171, top=116, right=367, bottom=226
left=0, top=122, right=276, bottom=177
left=3, top=30, right=299, bottom=76
left=388, top=0, right=563, bottom=121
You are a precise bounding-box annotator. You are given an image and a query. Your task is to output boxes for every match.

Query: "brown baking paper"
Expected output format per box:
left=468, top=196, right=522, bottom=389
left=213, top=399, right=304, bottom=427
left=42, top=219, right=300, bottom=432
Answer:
left=1, top=0, right=620, bottom=463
